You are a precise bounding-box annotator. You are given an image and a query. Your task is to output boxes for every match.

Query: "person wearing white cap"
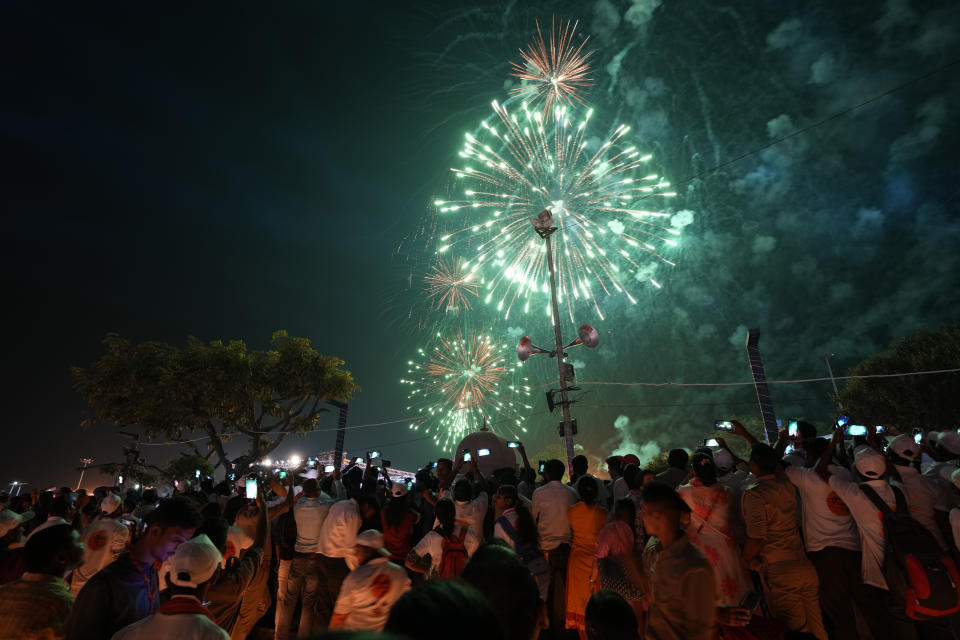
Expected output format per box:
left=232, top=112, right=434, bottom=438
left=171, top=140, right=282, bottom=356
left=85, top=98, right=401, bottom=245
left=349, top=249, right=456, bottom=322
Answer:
left=713, top=445, right=750, bottom=545
left=817, top=430, right=918, bottom=639
left=0, top=507, right=36, bottom=586
left=886, top=434, right=951, bottom=549
left=70, top=493, right=131, bottom=596
left=923, top=432, right=960, bottom=498
left=329, top=529, right=410, bottom=632
left=112, top=534, right=228, bottom=640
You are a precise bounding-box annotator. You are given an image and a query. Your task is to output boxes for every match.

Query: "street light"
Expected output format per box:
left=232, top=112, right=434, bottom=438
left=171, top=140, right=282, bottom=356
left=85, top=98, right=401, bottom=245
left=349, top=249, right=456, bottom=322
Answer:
left=518, top=208, right=601, bottom=471
left=77, top=457, right=94, bottom=491
left=820, top=353, right=842, bottom=410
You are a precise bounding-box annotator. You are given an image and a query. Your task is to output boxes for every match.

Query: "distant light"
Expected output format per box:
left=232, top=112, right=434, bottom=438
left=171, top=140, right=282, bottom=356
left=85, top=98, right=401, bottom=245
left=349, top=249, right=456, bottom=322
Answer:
left=289, top=455, right=301, bottom=467
left=261, top=458, right=271, bottom=467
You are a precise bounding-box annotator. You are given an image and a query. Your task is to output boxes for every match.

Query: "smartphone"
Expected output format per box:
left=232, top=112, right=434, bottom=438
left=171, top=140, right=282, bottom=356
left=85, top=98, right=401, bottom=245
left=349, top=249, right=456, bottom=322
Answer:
left=368, top=450, right=381, bottom=459
left=507, top=441, right=520, bottom=448
left=463, top=452, right=473, bottom=462
left=406, top=479, right=414, bottom=489
left=324, top=465, right=335, bottom=473
left=785, top=444, right=795, bottom=454
left=846, top=424, right=868, bottom=437
left=118, top=475, right=124, bottom=484
left=538, top=460, right=546, bottom=474
left=876, top=425, right=886, bottom=433
left=352, top=456, right=363, bottom=464
left=836, top=415, right=850, bottom=429
left=477, top=448, right=491, bottom=457
left=245, top=478, right=257, bottom=500
left=430, top=461, right=438, bottom=469
left=714, top=420, right=734, bottom=431
left=704, top=438, right=720, bottom=447
left=195, top=469, right=200, bottom=479
left=228, top=473, right=236, bottom=481
left=788, top=420, right=799, bottom=437
left=740, top=591, right=760, bottom=611
left=279, top=471, right=288, bottom=479
left=307, top=460, right=317, bottom=468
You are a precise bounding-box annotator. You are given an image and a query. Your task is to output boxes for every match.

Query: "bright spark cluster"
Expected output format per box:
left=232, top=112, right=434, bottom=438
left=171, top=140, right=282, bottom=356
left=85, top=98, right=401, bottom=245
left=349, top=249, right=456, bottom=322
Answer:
left=434, top=100, right=680, bottom=321
left=401, top=330, right=532, bottom=449
left=510, top=18, right=593, bottom=115
left=424, top=259, right=480, bottom=313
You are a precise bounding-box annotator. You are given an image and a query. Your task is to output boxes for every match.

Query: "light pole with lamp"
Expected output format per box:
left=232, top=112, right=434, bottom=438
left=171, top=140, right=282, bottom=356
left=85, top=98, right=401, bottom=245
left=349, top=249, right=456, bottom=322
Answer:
left=517, top=209, right=600, bottom=472
left=820, top=353, right=842, bottom=410
left=77, top=457, right=94, bottom=491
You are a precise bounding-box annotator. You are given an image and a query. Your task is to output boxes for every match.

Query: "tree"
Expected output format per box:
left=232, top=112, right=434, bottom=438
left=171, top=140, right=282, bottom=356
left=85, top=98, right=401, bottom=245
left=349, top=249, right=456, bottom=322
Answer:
left=73, top=331, right=358, bottom=476
left=837, top=323, right=960, bottom=429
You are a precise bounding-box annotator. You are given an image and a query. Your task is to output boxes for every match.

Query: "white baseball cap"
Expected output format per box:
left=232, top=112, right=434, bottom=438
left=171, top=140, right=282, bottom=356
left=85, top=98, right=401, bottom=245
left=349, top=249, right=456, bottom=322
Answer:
left=712, top=449, right=734, bottom=472
left=355, top=529, right=390, bottom=556
left=100, top=493, right=122, bottom=515
left=854, top=447, right=886, bottom=479
left=167, top=534, right=222, bottom=588
left=888, top=434, right=920, bottom=460
left=0, top=509, right=35, bottom=537
left=938, top=432, right=960, bottom=456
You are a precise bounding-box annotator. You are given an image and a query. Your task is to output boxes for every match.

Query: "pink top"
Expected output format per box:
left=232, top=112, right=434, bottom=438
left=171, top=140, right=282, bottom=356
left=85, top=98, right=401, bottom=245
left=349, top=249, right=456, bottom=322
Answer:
left=594, top=520, right=635, bottom=559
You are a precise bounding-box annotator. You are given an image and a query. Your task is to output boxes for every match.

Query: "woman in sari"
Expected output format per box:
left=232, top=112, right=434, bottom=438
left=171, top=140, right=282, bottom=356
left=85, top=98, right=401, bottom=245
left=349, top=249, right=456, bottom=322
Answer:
left=566, top=476, right=608, bottom=638
left=678, top=452, right=751, bottom=606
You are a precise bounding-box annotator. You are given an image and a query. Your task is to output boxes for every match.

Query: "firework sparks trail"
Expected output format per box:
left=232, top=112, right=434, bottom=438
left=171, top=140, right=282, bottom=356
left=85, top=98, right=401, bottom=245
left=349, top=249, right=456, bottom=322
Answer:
left=424, top=259, right=480, bottom=313
left=434, top=99, right=679, bottom=322
left=510, top=18, right=594, bottom=116
left=400, top=330, right=533, bottom=448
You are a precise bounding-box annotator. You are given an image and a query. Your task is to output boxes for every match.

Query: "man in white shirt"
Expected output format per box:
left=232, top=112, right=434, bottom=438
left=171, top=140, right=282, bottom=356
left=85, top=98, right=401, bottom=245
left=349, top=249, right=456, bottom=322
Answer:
left=452, top=479, right=488, bottom=538
left=315, top=494, right=379, bottom=631
left=329, top=530, right=410, bottom=632
left=112, top=534, right=228, bottom=640
left=70, top=493, right=130, bottom=596
left=817, top=432, right=918, bottom=640
left=887, top=435, right=950, bottom=549
left=784, top=436, right=872, bottom=640
left=275, top=478, right=331, bottom=640
left=532, top=458, right=578, bottom=638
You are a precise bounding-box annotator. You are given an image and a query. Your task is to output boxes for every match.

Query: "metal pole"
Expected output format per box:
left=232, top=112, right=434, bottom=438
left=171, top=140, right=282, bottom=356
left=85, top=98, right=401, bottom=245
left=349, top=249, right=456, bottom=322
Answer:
left=821, top=354, right=842, bottom=410
left=543, top=230, right=575, bottom=472
left=77, top=458, right=94, bottom=491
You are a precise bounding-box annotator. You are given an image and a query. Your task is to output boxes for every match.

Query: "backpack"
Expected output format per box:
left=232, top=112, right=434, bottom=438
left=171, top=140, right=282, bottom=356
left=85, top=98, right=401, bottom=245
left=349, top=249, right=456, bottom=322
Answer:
left=496, top=515, right=551, bottom=599
left=436, top=527, right=469, bottom=579
left=860, top=484, right=960, bottom=620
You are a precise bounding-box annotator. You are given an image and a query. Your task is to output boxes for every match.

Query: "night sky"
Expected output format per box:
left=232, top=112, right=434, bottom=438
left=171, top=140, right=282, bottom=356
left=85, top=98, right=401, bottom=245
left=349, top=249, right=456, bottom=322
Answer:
left=3, top=1, right=958, bottom=491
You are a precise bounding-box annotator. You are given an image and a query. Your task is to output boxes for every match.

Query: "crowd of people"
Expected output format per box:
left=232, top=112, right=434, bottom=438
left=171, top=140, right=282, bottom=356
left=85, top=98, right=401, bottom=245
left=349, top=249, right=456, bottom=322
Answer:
left=2, top=420, right=960, bottom=640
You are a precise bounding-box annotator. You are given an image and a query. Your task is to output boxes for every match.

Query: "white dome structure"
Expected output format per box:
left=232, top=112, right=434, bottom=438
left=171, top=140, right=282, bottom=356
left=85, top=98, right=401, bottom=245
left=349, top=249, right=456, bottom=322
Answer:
left=455, top=428, right=519, bottom=475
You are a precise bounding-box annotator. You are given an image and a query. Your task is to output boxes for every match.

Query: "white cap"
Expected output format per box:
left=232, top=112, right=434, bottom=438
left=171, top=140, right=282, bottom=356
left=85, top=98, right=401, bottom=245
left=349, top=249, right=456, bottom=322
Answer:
left=938, top=432, right=960, bottom=456
left=355, top=529, right=389, bottom=556
left=0, top=509, right=35, bottom=537
left=713, top=449, right=734, bottom=472
left=26, top=516, right=69, bottom=541
left=390, top=482, right=408, bottom=498
left=166, top=534, right=222, bottom=588
left=854, top=447, right=886, bottom=479
left=100, top=493, right=122, bottom=515
left=888, top=434, right=920, bottom=460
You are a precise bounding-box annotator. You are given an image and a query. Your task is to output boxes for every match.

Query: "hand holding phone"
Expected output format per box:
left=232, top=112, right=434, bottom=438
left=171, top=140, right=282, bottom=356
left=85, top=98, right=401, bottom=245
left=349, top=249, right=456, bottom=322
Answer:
left=507, top=441, right=520, bottom=449
left=704, top=438, right=719, bottom=447
left=463, top=452, right=473, bottom=462
left=714, top=420, right=734, bottom=431
left=324, top=465, right=335, bottom=473
left=245, top=478, right=257, bottom=500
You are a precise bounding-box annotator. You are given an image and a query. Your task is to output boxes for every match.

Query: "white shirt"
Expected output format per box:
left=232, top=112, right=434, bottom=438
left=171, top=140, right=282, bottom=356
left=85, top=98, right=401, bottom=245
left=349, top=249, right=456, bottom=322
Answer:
left=410, top=525, right=479, bottom=577
left=532, top=480, right=579, bottom=551
left=612, top=477, right=628, bottom=501
left=317, top=499, right=361, bottom=560
left=828, top=475, right=903, bottom=589
left=111, top=596, right=229, bottom=640
left=896, top=466, right=948, bottom=548
left=785, top=465, right=860, bottom=553
left=331, top=556, right=411, bottom=631
left=294, top=494, right=333, bottom=553
left=455, top=492, right=488, bottom=538
left=950, top=509, right=960, bottom=553
left=72, top=518, right=131, bottom=595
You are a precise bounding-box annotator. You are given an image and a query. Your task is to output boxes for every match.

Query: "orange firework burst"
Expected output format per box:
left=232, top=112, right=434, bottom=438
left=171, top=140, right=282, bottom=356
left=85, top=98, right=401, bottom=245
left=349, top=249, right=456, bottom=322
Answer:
left=510, top=17, right=593, bottom=114
left=424, top=331, right=507, bottom=410
left=424, top=260, right=479, bottom=312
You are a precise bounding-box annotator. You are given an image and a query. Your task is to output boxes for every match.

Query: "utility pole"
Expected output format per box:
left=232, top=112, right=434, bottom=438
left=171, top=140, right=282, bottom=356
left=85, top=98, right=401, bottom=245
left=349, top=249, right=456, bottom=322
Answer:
left=77, top=457, right=94, bottom=491
left=820, top=353, right=842, bottom=410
